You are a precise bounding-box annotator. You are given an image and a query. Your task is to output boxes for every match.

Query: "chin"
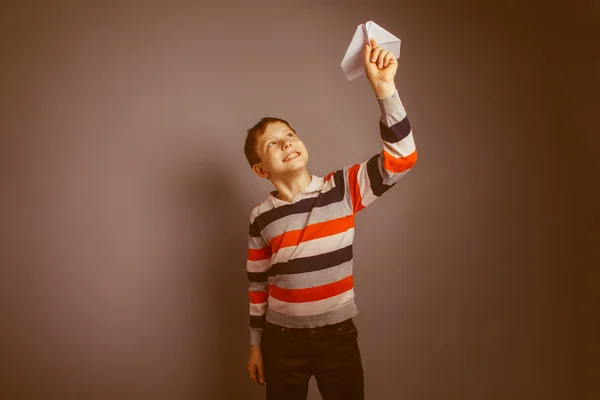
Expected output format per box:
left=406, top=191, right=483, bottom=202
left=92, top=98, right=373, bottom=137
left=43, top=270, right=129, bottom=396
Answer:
left=279, top=162, right=307, bottom=176
left=291, top=158, right=308, bottom=170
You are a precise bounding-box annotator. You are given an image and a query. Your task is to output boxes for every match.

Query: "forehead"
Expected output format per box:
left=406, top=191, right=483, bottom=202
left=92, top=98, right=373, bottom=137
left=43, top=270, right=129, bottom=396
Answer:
left=263, top=121, right=290, bottom=136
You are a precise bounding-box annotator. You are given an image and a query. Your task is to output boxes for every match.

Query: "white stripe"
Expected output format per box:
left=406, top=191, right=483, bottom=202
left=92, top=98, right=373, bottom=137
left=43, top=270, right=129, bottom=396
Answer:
left=268, top=288, right=355, bottom=316
left=271, top=228, right=354, bottom=264
left=247, top=258, right=271, bottom=273
left=257, top=200, right=275, bottom=214
left=356, top=162, right=378, bottom=208
left=250, top=302, right=268, bottom=316
left=383, top=132, right=416, bottom=158
left=249, top=205, right=261, bottom=223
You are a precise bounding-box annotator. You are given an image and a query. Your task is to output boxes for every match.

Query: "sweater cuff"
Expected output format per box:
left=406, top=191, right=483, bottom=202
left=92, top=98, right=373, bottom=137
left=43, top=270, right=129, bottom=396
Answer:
left=250, top=327, right=263, bottom=346
left=376, top=89, right=406, bottom=127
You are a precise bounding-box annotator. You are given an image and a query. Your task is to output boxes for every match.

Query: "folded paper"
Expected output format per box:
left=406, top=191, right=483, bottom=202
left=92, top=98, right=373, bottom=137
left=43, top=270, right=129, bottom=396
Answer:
left=340, top=20, right=401, bottom=81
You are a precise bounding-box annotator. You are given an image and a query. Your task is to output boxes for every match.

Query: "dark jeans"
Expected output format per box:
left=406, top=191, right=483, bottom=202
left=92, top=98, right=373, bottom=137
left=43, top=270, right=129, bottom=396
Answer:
left=261, top=318, right=364, bottom=400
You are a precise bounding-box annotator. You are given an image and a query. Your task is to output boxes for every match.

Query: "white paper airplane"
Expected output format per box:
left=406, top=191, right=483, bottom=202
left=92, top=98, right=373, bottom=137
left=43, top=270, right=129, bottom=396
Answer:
left=340, top=20, right=401, bottom=81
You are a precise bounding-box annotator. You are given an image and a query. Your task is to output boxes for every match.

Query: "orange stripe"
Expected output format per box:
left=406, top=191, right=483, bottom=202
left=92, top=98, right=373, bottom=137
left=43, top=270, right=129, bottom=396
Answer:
left=270, top=215, right=354, bottom=254
left=382, top=149, right=417, bottom=173
left=324, top=171, right=335, bottom=181
left=249, top=291, right=269, bottom=304
left=248, top=246, right=271, bottom=261
left=269, top=275, right=354, bottom=303
left=348, top=164, right=365, bottom=213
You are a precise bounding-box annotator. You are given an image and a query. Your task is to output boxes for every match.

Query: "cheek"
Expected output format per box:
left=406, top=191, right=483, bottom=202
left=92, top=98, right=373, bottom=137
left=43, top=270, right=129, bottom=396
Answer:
left=269, top=151, right=282, bottom=164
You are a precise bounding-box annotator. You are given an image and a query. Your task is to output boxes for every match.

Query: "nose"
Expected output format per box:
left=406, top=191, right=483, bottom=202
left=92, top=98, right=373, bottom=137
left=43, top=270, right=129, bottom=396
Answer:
left=283, top=141, right=292, bottom=150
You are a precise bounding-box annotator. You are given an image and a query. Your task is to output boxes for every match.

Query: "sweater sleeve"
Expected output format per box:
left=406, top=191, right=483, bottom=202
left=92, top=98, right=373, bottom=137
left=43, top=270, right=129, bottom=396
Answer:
left=342, top=89, right=417, bottom=214
left=246, top=206, right=272, bottom=345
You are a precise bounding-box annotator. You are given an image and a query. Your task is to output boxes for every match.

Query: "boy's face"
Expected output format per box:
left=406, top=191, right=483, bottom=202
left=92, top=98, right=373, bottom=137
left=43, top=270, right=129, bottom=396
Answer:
left=253, top=121, right=309, bottom=180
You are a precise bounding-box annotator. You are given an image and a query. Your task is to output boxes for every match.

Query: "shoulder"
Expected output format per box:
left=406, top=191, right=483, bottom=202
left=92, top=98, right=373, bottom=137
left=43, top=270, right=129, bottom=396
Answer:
left=248, top=196, right=275, bottom=223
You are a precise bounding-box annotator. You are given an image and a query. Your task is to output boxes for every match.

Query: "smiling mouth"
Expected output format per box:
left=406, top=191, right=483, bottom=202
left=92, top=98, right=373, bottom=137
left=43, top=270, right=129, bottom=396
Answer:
left=283, top=152, right=300, bottom=162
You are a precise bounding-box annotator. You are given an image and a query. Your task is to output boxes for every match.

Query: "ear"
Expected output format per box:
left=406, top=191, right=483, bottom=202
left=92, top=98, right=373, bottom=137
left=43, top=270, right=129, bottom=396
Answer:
left=252, top=163, right=270, bottom=179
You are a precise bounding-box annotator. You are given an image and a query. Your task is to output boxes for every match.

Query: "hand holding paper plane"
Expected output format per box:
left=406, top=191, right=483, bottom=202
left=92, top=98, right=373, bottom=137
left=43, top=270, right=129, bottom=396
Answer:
left=341, top=21, right=401, bottom=81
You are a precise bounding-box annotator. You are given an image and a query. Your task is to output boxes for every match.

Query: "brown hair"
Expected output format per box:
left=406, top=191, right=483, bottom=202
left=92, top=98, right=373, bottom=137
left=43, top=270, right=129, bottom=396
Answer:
left=244, top=117, right=294, bottom=168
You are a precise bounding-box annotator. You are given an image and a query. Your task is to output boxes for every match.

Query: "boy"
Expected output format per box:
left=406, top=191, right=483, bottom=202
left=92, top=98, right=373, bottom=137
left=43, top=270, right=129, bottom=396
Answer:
left=244, top=38, right=417, bottom=399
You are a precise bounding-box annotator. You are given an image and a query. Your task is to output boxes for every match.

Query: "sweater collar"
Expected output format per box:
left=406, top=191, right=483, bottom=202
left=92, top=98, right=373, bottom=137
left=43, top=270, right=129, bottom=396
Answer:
left=269, top=175, right=325, bottom=207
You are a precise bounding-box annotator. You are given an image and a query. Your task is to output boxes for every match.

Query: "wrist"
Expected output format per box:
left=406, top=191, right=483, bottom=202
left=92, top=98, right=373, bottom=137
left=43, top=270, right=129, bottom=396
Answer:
left=371, top=81, right=396, bottom=98
left=250, top=344, right=262, bottom=352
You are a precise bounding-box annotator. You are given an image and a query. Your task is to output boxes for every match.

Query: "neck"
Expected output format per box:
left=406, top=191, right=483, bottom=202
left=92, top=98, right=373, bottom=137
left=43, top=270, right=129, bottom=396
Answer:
left=270, top=168, right=312, bottom=203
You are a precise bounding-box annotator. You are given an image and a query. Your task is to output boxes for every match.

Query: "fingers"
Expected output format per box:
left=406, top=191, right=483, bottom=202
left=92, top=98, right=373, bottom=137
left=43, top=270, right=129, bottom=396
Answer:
left=366, top=38, right=395, bottom=69
left=248, top=346, right=265, bottom=385
left=383, top=52, right=395, bottom=68
left=258, top=365, right=265, bottom=384
left=248, top=365, right=257, bottom=383
left=371, top=44, right=383, bottom=65
left=248, top=363, right=265, bottom=385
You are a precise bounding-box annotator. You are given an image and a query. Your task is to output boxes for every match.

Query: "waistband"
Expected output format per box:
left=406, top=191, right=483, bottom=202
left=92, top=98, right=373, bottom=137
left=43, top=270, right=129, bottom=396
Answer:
left=264, top=317, right=354, bottom=333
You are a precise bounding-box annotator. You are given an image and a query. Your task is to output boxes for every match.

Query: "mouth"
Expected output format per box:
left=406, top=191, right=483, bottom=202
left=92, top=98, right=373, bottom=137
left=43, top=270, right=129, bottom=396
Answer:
left=282, top=152, right=301, bottom=162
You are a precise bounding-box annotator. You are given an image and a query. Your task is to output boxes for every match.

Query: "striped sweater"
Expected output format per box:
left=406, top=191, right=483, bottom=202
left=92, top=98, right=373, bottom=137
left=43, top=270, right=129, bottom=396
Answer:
left=246, top=89, right=417, bottom=345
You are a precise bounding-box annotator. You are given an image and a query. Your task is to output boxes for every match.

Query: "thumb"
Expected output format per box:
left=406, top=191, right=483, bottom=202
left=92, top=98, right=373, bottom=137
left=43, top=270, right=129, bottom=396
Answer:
left=364, top=37, right=378, bottom=65
left=363, top=42, right=372, bottom=65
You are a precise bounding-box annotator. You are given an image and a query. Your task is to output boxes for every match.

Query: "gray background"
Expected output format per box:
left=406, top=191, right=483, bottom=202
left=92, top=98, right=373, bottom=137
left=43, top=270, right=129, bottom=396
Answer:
left=1, top=0, right=597, bottom=399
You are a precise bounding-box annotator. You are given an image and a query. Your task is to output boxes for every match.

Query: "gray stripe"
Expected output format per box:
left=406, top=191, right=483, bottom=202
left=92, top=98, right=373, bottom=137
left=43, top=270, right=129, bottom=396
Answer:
left=248, top=236, right=267, bottom=250
left=270, top=260, right=353, bottom=289
left=265, top=301, right=359, bottom=328
left=248, top=282, right=269, bottom=291
left=377, top=89, right=406, bottom=127
left=262, top=198, right=353, bottom=239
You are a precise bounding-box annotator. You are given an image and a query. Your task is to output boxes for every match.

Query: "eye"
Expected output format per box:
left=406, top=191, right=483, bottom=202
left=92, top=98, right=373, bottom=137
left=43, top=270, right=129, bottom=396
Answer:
left=267, top=141, right=275, bottom=148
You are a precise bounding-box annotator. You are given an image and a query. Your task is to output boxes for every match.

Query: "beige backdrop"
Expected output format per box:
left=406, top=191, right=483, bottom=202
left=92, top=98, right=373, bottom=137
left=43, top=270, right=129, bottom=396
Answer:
left=1, top=0, right=596, bottom=399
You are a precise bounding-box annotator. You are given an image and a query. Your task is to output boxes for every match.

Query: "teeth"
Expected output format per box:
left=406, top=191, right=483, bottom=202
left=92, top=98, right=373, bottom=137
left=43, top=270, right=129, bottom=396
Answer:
left=284, top=152, right=299, bottom=161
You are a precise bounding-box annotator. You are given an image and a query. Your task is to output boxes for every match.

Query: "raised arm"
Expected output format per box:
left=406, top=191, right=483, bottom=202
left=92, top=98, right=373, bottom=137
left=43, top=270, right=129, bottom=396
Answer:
left=343, top=38, right=418, bottom=214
